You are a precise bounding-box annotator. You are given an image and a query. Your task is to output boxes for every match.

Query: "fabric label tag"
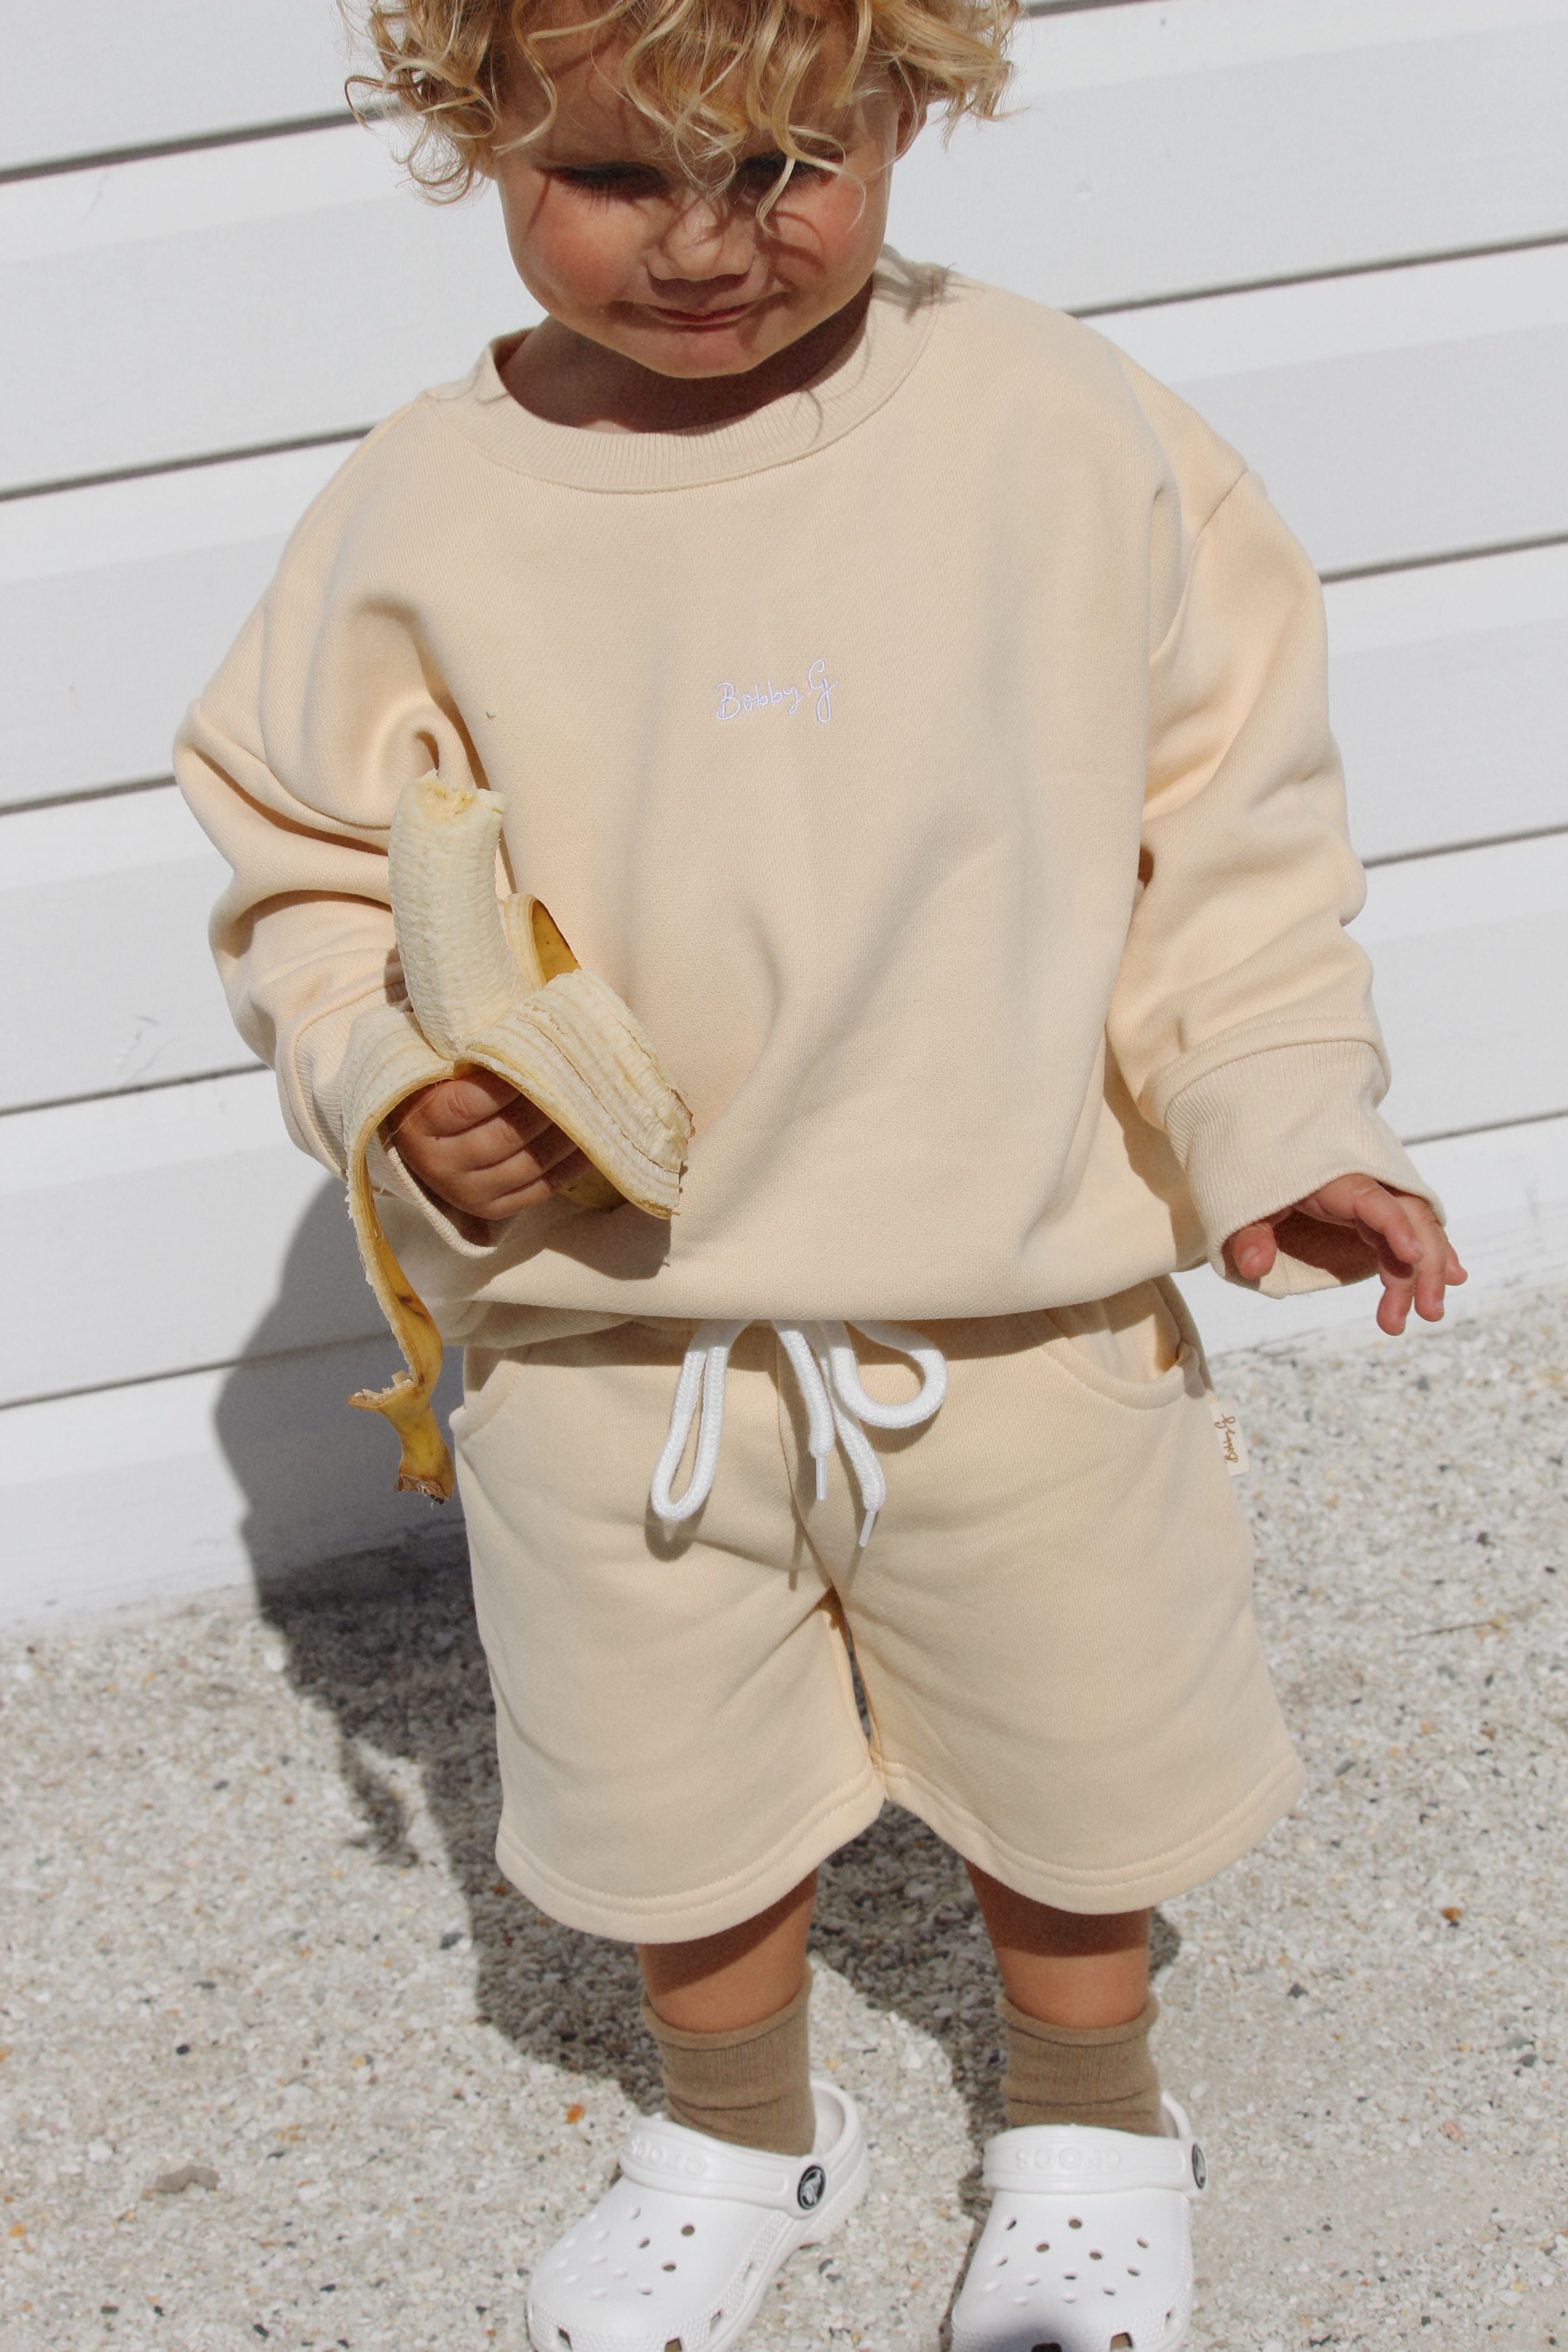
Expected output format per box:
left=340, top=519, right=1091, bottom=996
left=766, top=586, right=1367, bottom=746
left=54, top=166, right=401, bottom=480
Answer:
left=1211, top=1398, right=1249, bottom=1477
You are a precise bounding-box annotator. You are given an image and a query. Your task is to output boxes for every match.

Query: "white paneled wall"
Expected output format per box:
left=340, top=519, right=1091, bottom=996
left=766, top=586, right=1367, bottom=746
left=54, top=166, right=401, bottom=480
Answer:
left=2, top=0, right=1565, bottom=1619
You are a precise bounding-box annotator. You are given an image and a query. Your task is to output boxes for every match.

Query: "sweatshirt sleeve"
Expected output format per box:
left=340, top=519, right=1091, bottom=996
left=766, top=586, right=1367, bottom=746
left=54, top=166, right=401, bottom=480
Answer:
left=175, top=603, right=398, bottom=1174
left=1106, top=460, right=1438, bottom=1295
left=173, top=559, right=495, bottom=1254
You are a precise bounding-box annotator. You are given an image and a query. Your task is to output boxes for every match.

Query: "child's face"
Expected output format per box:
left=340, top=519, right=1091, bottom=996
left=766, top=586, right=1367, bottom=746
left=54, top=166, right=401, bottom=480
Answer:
left=489, top=10, right=911, bottom=381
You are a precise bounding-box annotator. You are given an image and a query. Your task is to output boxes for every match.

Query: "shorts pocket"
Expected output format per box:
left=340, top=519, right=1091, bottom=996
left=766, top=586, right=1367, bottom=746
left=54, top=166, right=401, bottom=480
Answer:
left=1020, top=1281, right=1202, bottom=1411
left=448, top=1347, right=528, bottom=1453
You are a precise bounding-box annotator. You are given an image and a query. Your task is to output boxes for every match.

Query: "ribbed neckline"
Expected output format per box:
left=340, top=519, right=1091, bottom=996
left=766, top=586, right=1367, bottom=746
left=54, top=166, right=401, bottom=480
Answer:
left=426, top=250, right=945, bottom=494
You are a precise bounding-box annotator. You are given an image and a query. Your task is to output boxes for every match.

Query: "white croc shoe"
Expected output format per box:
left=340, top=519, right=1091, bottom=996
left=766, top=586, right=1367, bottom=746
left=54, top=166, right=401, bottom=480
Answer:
left=525, top=2079, right=868, bottom=2352
left=949, top=2096, right=1207, bottom=2352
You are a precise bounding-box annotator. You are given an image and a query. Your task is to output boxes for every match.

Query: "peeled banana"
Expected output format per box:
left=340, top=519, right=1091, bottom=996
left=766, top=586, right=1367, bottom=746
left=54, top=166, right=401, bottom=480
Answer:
left=343, top=771, right=693, bottom=1499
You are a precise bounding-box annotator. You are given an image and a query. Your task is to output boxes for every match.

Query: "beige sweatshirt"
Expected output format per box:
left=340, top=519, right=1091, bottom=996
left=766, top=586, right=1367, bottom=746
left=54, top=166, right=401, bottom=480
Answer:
left=175, top=254, right=1433, bottom=1347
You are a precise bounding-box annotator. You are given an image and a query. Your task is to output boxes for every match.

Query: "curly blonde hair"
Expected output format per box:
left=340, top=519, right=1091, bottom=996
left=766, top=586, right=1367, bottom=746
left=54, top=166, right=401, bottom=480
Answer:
left=346, top=0, right=1017, bottom=199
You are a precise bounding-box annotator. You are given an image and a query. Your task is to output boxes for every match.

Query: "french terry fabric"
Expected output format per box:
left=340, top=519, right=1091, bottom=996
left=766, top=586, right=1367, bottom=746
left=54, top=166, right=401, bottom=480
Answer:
left=175, top=253, right=1433, bottom=1346
left=451, top=1289, right=1304, bottom=1939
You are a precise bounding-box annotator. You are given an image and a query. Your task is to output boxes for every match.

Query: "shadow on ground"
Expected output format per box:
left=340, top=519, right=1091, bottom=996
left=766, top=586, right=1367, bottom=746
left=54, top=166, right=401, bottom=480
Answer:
left=251, top=1552, right=1179, bottom=2150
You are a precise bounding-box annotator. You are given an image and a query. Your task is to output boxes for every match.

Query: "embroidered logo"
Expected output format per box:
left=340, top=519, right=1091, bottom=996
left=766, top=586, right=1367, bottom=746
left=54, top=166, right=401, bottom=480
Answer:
left=716, top=659, right=837, bottom=726
left=1211, top=1399, right=1249, bottom=1478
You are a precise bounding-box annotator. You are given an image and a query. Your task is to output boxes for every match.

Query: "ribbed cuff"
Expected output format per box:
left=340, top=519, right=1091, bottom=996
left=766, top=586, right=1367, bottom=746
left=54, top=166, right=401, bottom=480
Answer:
left=338, top=1001, right=499, bottom=1257
left=284, top=992, right=387, bottom=1177
left=1163, top=1040, right=1441, bottom=1294
left=368, top=1131, right=499, bottom=1256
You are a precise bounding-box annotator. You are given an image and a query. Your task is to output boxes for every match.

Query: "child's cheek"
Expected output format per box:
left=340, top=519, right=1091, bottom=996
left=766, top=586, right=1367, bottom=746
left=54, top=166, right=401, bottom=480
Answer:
left=505, top=182, right=644, bottom=312
left=770, top=174, right=884, bottom=289
left=567, top=217, right=649, bottom=306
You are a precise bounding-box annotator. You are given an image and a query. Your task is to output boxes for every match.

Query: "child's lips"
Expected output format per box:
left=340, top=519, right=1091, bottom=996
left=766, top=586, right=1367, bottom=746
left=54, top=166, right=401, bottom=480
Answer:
left=647, top=301, right=755, bottom=329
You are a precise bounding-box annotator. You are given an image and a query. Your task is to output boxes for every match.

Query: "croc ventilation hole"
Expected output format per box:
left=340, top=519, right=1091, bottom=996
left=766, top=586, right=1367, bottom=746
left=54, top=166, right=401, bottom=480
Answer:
left=1111, top=2337, right=1134, bottom=2350
left=1029, top=2341, right=1063, bottom=2351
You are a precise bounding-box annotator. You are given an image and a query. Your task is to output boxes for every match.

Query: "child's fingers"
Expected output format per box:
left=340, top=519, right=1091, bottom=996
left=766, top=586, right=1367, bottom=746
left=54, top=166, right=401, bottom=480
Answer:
left=1225, top=1220, right=1279, bottom=1282
left=479, top=1148, right=595, bottom=1218
left=402, top=1070, right=527, bottom=1139
left=1374, top=1260, right=1416, bottom=1336
left=417, top=1117, right=593, bottom=1217
left=1354, top=1188, right=1462, bottom=1328
left=447, top=1100, right=570, bottom=1172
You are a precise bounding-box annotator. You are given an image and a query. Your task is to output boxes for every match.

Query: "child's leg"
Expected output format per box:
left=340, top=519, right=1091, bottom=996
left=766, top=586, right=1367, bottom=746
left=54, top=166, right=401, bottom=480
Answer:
left=637, top=1871, right=819, bottom=2155
left=968, top=1865, right=1164, bottom=2136
left=968, top=1867, right=1149, bottom=2027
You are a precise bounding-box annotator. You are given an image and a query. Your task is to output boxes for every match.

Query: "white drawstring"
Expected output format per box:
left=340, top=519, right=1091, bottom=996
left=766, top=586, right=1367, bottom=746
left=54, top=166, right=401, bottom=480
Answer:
left=649, top=1319, right=947, bottom=1547
left=648, top=1318, right=749, bottom=1525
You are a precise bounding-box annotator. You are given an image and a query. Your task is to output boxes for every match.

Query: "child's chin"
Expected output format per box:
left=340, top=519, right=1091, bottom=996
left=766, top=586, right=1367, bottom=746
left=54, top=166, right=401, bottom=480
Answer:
left=636, top=331, right=767, bottom=378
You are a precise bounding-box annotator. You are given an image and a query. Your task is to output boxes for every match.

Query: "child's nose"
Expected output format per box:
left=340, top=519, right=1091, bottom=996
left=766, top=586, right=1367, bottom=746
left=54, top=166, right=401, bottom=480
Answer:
left=656, top=191, right=754, bottom=278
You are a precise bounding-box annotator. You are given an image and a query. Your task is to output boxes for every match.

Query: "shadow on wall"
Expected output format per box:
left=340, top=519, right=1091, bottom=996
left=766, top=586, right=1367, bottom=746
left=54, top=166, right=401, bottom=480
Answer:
left=213, top=1187, right=1182, bottom=2206
left=211, top=1178, right=468, bottom=1586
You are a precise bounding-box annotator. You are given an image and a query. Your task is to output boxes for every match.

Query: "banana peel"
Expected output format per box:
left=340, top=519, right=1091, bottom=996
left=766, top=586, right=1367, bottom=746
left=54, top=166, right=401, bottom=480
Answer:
left=343, top=772, right=692, bottom=1498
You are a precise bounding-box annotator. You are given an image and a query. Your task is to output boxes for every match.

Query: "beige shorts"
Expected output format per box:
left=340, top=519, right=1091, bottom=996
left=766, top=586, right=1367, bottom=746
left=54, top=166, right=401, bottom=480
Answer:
left=451, top=1282, right=1302, bottom=1943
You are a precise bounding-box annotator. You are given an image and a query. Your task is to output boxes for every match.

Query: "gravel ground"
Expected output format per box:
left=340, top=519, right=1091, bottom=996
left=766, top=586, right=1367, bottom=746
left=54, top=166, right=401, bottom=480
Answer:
left=3, top=1284, right=1566, bottom=2352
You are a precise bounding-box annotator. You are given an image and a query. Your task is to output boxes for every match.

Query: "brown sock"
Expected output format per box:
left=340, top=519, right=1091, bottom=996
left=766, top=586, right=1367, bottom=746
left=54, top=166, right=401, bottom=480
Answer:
left=1000, top=1990, right=1163, bottom=2136
left=640, top=1970, right=816, bottom=2157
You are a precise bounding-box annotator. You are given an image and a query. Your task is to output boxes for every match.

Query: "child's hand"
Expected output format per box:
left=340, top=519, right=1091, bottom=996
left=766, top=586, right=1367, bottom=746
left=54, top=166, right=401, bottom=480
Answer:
left=384, top=1070, right=591, bottom=1220
left=1225, top=1175, right=1466, bottom=1336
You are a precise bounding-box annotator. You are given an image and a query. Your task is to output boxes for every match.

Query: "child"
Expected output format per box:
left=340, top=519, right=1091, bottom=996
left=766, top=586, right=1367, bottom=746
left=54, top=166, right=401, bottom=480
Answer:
left=176, top=0, right=1464, bottom=2344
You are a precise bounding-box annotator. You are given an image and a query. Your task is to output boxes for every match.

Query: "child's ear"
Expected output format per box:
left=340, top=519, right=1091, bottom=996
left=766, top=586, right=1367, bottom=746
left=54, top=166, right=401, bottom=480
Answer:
left=893, top=92, right=929, bottom=158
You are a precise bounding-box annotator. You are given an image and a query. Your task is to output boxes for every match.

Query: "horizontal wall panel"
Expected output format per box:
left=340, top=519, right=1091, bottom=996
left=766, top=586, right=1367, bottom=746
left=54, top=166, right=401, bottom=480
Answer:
left=1100, top=243, right=1568, bottom=575
left=6, top=457, right=1565, bottom=833
left=1327, top=542, right=1568, bottom=863
left=892, top=2, right=1568, bottom=315
left=8, top=635, right=1564, bottom=1114
left=0, top=125, right=538, bottom=494
left=0, top=0, right=354, bottom=175
left=4, top=820, right=1556, bottom=1405
left=0, top=1341, right=465, bottom=1626
left=1354, top=833, right=1568, bottom=1139
left=0, top=789, right=248, bottom=1107
left=4, top=381, right=1563, bottom=850
left=0, top=444, right=353, bottom=807
left=0, top=1076, right=381, bottom=1406
left=6, top=142, right=1559, bottom=577
left=7, top=1106, right=1567, bottom=1625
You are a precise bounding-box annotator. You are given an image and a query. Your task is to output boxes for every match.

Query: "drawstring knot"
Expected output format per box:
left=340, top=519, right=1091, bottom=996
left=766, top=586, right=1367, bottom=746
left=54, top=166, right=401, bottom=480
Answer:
left=649, top=1320, right=947, bottom=1548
